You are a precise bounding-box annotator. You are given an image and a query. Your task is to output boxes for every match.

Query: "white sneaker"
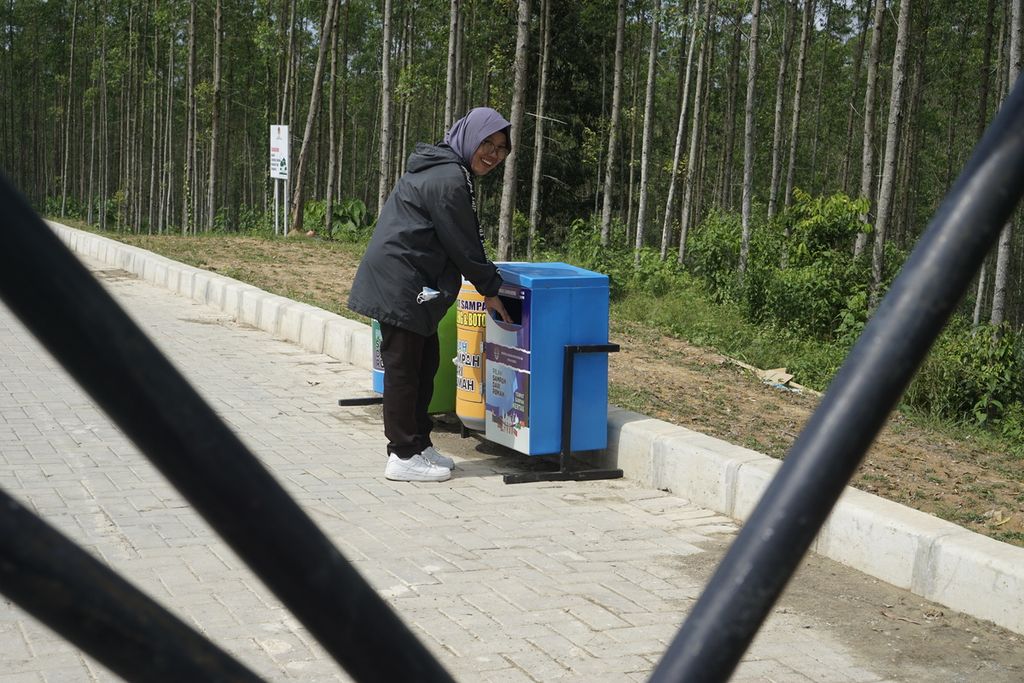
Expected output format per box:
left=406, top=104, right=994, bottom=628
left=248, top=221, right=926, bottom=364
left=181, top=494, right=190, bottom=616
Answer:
left=420, top=446, right=455, bottom=469
left=385, top=453, right=451, bottom=482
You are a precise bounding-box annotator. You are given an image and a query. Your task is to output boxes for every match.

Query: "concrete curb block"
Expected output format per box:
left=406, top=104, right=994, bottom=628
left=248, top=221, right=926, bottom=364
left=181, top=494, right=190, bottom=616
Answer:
left=50, top=223, right=379, bottom=375
left=49, top=222, right=1024, bottom=636
left=608, top=406, right=1024, bottom=635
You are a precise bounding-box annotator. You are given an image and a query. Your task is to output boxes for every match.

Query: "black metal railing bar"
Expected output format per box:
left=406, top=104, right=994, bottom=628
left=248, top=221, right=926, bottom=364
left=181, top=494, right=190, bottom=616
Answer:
left=0, top=175, right=454, bottom=682
left=649, top=74, right=1024, bottom=683
left=0, top=488, right=263, bottom=681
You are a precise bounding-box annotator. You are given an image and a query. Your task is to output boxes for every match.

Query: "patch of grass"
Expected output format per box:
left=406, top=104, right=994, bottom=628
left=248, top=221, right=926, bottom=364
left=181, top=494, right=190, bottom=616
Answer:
left=609, top=383, right=661, bottom=415
left=612, top=288, right=845, bottom=391
left=935, top=506, right=989, bottom=526
left=965, top=484, right=997, bottom=502
left=994, top=531, right=1024, bottom=545
left=742, top=436, right=771, bottom=453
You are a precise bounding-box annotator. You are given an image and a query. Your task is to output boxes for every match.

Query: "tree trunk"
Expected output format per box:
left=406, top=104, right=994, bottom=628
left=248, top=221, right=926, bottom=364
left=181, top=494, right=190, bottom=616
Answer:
left=338, top=0, right=350, bottom=202
left=739, top=0, right=762, bottom=275
left=182, top=0, right=196, bottom=235
left=207, top=0, right=223, bottom=232
left=392, top=18, right=404, bottom=183
left=808, top=0, right=833, bottom=194
left=718, top=9, right=744, bottom=209
left=783, top=0, right=813, bottom=211
left=377, top=0, right=394, bottom=216
left=291, top=0, right=339, bottom=235
left=528, top=0, right=551, bottom=259
left=897, top=0, right=930, bottom=245
left=973, top=260, right=989, bottom=327
left=160, top=28, right=174, bottom=233
left=840, top=0, right=870, bottom=195
left=869, top=0, right=912, bottom=309
left=99, top=12, right=108, bottom=232
left=148, top=1, right=159, bottom=233
left=990, top=0, right=1021, bottom=326
left=2, top=1, right=11, bottom=182
left=600, top=0, right=627, bottom=246
left=971, top=0, right=997, bottom=329
left=633, top=0, right=660, bottom=263
left=280, top=0, right=297, bottom=217
left=86, top=13, right=97, bottom=226
left=977, top=0, right=997, bottom=141
left=693, top=28, right=716, bottom=224
left=660, top=0, right=701, bottom=259
left=768, top=0, right=796, bottom=219
left=854, top=0, right=886, bottom=258
left=497, top=0, right=531, bottom=260
left=280, top=0, right=296, bottom=124
left=677, top=0, right=711, bottom=264
left=325, top=0, right=341, bottom=237
left=455, top=4, right=467, bottom=120
left=444, top=0, right=459, bottom=131
left=60, top=0, right=79, bottom=217
left=625, top=10, right=644, bottom=245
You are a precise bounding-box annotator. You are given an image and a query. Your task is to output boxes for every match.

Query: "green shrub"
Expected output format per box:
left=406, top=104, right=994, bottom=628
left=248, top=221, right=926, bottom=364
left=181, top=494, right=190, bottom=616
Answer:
left=686, top=209, right=744, bottom=303
left=739, top=191, right=871, bottom=340
left=328, top=198, right=373, bottom=241
left=999, top=402, right=1024, bottom=456
left=303, top=199, right=327, bottom=232
left=783, top=189, right=868, bottom=261
left=235, top=205, right=272, bottom=235
left=906, top=322, right=1024, bottom=425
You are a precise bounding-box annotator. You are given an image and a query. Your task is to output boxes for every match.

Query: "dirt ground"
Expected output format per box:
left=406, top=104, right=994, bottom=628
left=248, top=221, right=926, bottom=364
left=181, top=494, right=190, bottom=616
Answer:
left=114, top=233, right=1024, bottom=549
left=677, top=537, right=1024, bottom=681
left=607, top=319, right=1024, bottom=546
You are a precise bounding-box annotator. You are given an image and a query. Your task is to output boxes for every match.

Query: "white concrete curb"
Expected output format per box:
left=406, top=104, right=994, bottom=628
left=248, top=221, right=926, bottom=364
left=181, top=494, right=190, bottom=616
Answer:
left=606, top=408, right=1024, bottom=636
left=49, top=222, right=374, bottom=372
left=49, top=221, right=1024, bottom=636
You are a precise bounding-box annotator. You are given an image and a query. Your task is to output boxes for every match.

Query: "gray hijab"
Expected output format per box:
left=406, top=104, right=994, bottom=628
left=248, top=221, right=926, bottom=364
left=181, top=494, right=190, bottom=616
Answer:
left=443, top=107, right=512, bottom=168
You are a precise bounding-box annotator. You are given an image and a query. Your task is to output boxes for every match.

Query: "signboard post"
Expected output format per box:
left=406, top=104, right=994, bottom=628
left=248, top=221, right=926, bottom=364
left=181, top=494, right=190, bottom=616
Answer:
left=270, top=125, right=289, bottom=236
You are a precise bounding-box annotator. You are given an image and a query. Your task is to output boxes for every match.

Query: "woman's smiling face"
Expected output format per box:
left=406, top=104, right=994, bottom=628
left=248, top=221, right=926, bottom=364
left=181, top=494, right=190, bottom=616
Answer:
left=470, top=132, right=509, bottom=176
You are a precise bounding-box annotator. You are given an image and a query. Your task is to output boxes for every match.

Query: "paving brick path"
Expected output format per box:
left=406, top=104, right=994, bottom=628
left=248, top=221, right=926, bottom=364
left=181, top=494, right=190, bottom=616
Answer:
left=1, top=256, right=1020, bottom=682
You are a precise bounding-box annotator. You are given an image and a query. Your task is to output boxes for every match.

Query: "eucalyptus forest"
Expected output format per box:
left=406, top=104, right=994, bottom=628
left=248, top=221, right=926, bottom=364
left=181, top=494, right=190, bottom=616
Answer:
left=2, top=0, right=1024, bottom=432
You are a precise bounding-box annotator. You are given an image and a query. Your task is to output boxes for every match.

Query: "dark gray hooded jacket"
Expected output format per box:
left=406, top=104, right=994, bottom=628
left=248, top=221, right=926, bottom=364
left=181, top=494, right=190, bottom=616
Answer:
left=347, top=143, right=502, bottom=336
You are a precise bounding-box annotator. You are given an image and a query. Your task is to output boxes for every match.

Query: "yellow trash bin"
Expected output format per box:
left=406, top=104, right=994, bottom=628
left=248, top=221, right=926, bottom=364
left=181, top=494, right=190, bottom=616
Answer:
left=455, top=279, right=487, bottom=431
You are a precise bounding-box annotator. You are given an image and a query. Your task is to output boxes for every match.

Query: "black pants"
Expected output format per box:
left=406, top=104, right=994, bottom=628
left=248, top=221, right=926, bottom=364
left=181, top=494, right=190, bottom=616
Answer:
left=379, top=322, right=439, bottom=458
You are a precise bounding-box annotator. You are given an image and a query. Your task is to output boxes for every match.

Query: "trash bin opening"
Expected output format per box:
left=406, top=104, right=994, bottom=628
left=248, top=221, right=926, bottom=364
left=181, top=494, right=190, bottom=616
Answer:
left=494, top=293, right=523, bottom=325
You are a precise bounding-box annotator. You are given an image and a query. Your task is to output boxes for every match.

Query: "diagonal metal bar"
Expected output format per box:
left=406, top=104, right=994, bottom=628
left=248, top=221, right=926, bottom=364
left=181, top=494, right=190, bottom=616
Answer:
left=0, top=488, right=264, bottom=682
left=650, top=75, right=1024, bottom=682
left=0, top=174, right=454, bottom=683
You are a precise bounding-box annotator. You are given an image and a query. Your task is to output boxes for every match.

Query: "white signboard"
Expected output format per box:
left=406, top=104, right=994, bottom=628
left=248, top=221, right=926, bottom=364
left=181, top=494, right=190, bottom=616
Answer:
left=270, top=125, right=289, bottom=180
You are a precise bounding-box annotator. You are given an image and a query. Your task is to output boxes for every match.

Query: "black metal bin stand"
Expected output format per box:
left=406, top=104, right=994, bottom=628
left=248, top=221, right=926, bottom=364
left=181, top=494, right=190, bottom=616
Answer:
left=503, top=343, right=622, bottom=484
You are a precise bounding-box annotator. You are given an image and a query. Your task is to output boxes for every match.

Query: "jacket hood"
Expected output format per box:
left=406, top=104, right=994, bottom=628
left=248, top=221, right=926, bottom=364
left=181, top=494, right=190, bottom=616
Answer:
left=407, top=143, right=464, bottom=174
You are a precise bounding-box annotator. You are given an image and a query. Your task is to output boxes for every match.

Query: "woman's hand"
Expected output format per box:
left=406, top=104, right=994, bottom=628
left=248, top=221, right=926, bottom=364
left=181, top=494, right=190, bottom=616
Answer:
left=485, top=295, right=513, bottom=323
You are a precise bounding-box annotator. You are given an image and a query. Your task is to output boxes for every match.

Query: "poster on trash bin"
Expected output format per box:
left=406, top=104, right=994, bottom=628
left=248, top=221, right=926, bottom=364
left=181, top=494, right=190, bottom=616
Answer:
left=485, top=344, right=530, bottom=451
left=485, top=285, right=531, bottom=452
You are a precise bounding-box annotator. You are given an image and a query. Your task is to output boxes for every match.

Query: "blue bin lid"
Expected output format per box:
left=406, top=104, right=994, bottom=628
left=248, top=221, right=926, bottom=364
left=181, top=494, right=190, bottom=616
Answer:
left=496, top=262, right=608, bottom=289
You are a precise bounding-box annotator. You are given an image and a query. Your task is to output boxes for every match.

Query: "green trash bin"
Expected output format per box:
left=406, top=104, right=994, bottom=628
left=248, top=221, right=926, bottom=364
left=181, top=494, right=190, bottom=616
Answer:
left=430, top=305, right=457, bottom=413
left=371, top=304, right=456, bottom=414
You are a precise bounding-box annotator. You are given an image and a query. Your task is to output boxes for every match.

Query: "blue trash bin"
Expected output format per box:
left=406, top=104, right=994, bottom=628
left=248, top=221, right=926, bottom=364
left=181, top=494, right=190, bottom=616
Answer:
left=484, top=262, right=610, bottom=455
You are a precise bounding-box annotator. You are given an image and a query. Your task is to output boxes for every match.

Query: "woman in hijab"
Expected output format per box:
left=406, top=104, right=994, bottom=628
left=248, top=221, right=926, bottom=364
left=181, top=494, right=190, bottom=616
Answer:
left=348, top=107, right=513, bottom=482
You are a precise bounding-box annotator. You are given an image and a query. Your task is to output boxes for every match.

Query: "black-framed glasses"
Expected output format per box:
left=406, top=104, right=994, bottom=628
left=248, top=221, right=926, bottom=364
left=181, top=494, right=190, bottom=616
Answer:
left=479, top=139, right=509, bottom=159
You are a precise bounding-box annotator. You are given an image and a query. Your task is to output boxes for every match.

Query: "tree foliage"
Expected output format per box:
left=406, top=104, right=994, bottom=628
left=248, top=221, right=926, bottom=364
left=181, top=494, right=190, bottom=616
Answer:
left=2, top=0, right=1023, bottom=423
